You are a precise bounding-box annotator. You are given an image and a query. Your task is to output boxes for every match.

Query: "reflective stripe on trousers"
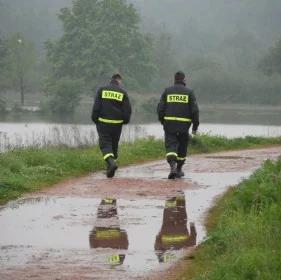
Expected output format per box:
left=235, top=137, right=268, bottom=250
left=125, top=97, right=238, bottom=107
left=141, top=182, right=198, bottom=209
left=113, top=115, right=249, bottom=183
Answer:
left=164, top=116, right=192, bottom=122
left=103, top=153, right=114, bottom=160
left=166, top=152, right=178, bottom=158
left=99, top=117, right=123, bottom=124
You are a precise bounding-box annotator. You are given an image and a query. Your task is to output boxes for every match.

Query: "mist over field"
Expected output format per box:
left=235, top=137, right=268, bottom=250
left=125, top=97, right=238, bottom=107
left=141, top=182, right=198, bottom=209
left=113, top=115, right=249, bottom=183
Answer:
left=0, top=0, right=281, bottom=123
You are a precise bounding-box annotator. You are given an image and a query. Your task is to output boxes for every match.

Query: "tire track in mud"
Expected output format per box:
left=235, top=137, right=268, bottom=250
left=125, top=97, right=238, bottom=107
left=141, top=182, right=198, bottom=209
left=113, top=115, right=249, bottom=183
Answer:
left=0, top=147, right=280, bottom=280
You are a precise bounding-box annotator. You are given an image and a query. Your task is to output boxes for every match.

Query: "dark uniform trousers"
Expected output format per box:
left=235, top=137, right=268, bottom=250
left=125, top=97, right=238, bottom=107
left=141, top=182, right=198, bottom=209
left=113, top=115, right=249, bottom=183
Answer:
left=164, top=123, right=191, bottom=165
left=96, top=123, right=122, bottom=160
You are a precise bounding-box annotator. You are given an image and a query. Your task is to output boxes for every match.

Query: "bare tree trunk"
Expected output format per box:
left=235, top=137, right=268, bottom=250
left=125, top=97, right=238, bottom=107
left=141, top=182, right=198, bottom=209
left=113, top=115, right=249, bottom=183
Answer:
left=20, top=75, right=24, bottom=106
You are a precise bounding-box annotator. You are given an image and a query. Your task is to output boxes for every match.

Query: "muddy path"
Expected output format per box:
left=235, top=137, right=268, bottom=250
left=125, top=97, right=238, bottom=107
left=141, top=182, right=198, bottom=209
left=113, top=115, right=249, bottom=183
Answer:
left=0, top=147, right=280, bottom=280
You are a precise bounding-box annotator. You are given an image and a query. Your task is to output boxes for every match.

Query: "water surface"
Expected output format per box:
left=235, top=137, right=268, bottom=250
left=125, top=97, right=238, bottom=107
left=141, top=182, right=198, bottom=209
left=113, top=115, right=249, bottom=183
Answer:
left=1, top=122, right=281, bottom=152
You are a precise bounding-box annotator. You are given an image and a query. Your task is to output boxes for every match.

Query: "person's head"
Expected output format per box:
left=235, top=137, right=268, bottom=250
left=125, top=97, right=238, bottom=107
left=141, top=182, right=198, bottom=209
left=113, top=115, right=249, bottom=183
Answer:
left=174, top=71, right=186, bottom=84
left=111, top=73, right=122, bottom=85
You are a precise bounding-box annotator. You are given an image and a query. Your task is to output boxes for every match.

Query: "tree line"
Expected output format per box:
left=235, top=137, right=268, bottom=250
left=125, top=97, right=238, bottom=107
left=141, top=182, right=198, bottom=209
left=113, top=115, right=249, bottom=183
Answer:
left=0, top=0, right=281, bottom=120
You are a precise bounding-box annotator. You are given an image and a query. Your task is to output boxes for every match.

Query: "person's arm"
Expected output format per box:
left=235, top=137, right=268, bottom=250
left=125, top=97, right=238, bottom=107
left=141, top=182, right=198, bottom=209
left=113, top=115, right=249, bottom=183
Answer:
left=91, top=88, right=102, bottom=123
left=157, top=90, right=167, bottom=124
left=122, top=92, right=132, bottom=125
left=189, top=91, right=200, bottom=134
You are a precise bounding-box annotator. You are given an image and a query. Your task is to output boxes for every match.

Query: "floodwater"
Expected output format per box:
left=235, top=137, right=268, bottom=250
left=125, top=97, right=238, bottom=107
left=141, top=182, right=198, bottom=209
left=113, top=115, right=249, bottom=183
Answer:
left=0, top=123, right=145, bottom=152
left=1, top=122, right=281, bottom=152
left=0, top=146, right=280, bottom=279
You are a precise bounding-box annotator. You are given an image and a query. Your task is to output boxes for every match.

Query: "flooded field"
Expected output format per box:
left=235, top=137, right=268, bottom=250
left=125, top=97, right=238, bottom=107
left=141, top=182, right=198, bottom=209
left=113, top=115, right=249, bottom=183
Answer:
left=0, top=146, right=280, bottom=279
left=1, top=122, right=281, bottom=152
left=0, top=123, right=145, bottom=152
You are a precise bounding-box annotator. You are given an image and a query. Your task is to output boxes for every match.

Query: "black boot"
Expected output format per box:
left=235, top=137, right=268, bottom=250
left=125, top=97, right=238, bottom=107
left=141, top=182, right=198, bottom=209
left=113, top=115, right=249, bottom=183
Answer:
left=106, top=157, right=118, bottom=178
left=168, top=161, right=177, bottom=179
left=176, top=162, right=185, bottom=178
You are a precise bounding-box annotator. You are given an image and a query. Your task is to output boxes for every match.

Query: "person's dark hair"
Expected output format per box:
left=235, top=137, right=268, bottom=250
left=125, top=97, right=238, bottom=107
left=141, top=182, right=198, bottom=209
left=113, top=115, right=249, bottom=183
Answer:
left=174, top=71, right=185, bottom=81
left=112, top=73, right=122, bottom=80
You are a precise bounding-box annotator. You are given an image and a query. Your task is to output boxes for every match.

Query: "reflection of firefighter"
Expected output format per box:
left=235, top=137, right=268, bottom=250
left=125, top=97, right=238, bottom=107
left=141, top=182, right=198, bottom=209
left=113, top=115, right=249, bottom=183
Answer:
left=89, top=198, right=128, bottom=266
left=155, top=193, right=197, bottom=263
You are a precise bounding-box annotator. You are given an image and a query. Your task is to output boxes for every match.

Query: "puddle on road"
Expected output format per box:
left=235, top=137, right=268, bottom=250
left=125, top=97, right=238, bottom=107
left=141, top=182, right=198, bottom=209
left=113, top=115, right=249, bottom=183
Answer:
left=205, top=156, right=254, bottom=160
left=0, top=171, right=250, bottom=279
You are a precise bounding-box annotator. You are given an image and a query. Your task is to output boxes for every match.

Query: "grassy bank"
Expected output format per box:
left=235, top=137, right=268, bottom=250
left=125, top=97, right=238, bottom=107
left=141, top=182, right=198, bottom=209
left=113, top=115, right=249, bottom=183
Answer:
left=0, top=137, right=164, bottom=204
left=179, top=157, right=281, bottom=280
left=1, top=135, right=281, bottom=205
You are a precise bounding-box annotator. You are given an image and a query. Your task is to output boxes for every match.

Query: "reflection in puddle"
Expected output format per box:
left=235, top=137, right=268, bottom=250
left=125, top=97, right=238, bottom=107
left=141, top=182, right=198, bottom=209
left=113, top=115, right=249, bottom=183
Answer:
left=155, top=192, right=196, bottom=263
left=89, top=198, right=128, bottom=266
left=0, top=170, right=251, bottom=278
left=0, top=196, right=164, bottom=276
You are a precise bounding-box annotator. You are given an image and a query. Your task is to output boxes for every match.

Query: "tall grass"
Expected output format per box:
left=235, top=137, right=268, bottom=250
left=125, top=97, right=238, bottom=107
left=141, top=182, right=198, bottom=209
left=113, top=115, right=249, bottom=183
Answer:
left=0, top=138, right=163, bottom=204
left=180, top=157, right=281, bottom=280
left=0, top=124, right=146, bottom=152
left=189, top=134, right=281, bottom=153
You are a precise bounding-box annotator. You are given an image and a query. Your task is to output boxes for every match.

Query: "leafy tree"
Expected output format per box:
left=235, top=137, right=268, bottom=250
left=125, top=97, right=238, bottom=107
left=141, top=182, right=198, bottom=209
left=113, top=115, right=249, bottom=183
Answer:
left=4, top=33, right=36, bottom=105
left=141, top=97, right=158, bottom=115
left=44, top=77, right=83, bottom=118
left=0, top=98, right=6, bottom=117
left=150, top=33, right=178, bottom=89
left=0, top=33, right=36, bottom=105
left=46, top=0, right=155, bottom=91
left=0, top=37, right=7, bottom=114
left=259, top=38, right=281, bottom=76
left=0, top=36, right=10, bottom=91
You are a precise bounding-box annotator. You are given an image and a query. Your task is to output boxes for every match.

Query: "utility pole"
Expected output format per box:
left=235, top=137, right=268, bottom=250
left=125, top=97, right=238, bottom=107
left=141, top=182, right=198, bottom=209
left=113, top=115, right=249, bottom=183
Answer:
left=17, top=38, right=24, bottom=106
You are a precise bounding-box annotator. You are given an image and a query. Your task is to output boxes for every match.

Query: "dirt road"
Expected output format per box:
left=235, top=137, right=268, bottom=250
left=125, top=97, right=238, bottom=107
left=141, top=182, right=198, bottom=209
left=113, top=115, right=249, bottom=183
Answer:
left=0, top=146, right=280, bottom=280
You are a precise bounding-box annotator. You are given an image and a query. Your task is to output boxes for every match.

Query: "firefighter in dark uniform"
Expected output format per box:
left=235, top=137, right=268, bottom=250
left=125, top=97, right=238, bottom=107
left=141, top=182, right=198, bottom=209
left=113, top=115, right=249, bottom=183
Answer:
left=92, top=74, right=132, bottom=178
left=89, top=198, right=129, bottom=266
left=157, top=71, right=199, bottom=179
left=154, top=192, right=197, bottom=263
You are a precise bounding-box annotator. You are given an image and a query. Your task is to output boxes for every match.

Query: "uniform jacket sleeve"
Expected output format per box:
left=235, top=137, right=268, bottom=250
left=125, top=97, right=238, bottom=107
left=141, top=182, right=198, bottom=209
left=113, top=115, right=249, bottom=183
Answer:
left=189, top=91, right=200, bottom=132
left=122, top=93, right=132, bottom=125
left=91, top=88, right=102, bottom=123
left=157, top=90, right=167, bottom=124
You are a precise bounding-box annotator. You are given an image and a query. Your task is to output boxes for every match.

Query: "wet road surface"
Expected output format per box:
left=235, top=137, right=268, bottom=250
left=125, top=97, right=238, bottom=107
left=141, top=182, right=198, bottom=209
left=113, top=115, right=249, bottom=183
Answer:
left=0, top=146, right=280, bottom=280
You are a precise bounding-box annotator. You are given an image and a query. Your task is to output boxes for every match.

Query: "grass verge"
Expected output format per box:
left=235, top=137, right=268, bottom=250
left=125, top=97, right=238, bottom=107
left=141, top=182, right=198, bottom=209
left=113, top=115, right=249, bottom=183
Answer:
left=179, top=157, right=281, bottom=280
left=1, top=134, right=281, bottom=205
